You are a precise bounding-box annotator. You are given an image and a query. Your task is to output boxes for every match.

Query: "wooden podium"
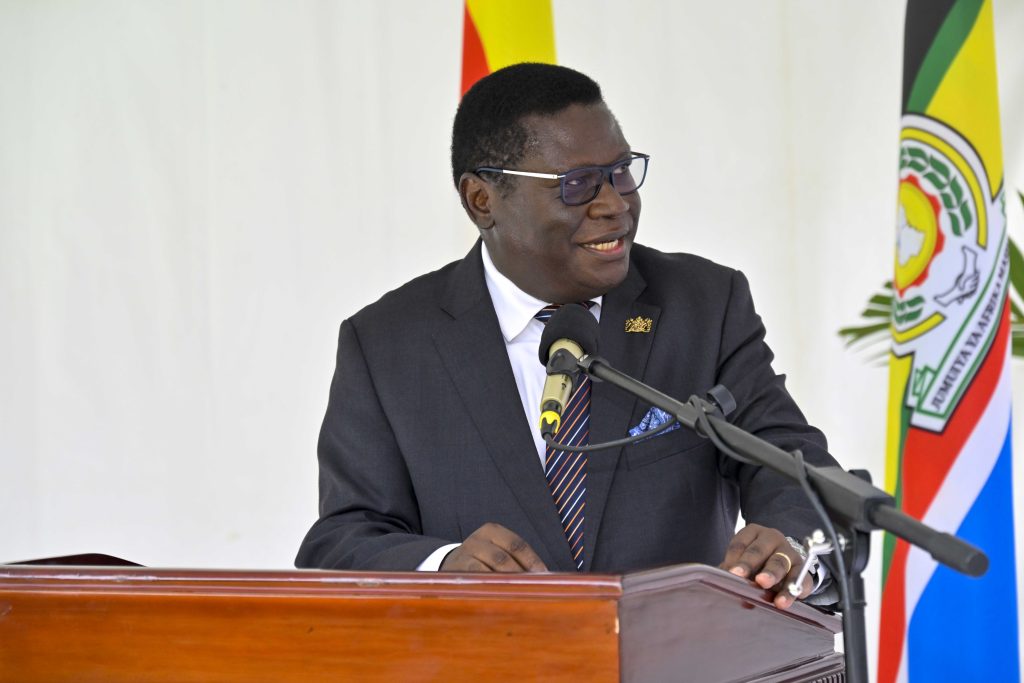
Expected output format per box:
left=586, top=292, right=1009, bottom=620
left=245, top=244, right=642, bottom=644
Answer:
left=0, top=562, right=843, bottom=682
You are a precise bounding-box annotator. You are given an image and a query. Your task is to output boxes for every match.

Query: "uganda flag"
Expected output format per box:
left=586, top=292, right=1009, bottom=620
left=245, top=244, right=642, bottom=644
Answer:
left=461, top=0, right=555, bottom=96
left=879, top=1, right=1019, bottom=681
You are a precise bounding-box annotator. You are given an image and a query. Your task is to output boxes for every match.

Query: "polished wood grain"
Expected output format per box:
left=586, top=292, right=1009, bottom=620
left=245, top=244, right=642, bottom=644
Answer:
left=0, top=567, right=621, bottom=682
left=0, top=564, right=842, bottom=682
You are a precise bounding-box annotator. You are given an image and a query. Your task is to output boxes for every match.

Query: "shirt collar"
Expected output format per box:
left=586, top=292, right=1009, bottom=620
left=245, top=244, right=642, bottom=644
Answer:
left=481, top=242, right=602, bottom=342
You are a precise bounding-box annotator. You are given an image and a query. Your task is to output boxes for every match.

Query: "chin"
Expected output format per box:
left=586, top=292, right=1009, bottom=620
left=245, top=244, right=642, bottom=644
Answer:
left=598, top=260, right=631, bottom=291
left=576, top=271, right=629, bottom=301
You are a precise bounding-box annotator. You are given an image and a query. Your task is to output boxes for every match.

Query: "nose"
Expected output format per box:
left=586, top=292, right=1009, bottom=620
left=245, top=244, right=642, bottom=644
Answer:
left=587, top=174, right=631, bottom=218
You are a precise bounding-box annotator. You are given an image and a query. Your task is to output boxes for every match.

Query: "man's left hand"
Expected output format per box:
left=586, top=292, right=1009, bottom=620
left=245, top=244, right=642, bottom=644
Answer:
left=719, top=523, right=812, bottom=610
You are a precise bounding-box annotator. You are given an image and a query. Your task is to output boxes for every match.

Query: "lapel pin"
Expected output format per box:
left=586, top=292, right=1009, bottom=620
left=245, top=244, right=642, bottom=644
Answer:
left=624, top=316, right=653, bottom=333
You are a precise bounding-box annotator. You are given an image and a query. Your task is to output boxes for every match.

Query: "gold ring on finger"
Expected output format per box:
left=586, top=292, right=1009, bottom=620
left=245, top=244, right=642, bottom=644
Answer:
left=772, top=551, right=792, bottom=574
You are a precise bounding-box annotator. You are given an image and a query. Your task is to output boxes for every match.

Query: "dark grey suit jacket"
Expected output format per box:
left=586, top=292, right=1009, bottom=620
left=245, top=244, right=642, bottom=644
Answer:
left=296, top=241, right=838, bottom=573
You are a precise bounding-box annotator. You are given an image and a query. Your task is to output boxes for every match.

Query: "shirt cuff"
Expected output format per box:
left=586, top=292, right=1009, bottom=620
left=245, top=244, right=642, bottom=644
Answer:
left=416, top=543, right=461, bottom=571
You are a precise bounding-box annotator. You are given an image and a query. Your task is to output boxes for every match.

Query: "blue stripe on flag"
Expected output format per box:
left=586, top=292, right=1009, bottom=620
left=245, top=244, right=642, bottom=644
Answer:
left=907, top=417, right=1019, bottom=681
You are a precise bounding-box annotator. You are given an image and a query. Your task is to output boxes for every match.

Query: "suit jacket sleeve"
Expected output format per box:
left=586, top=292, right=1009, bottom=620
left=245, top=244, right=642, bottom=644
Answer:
left=294, top=318, right=453, bottom=570
left=715, top=268, right=835, bottom=542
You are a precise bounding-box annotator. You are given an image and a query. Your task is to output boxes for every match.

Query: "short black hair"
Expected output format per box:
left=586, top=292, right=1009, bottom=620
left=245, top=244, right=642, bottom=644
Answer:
left=451, top=63, right=604, bottom=190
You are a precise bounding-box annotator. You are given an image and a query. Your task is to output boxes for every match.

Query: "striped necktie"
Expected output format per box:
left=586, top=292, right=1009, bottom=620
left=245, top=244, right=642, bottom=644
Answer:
left=535, top=303, right=593, bottom=571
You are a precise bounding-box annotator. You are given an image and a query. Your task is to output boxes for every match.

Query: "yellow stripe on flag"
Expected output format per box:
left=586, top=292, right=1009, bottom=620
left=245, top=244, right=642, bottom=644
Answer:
left=885, top=353, right=913, bottom=496
left=925, top=0, right=1003, bottom=196
left=465, top=0, right=555, bottom=71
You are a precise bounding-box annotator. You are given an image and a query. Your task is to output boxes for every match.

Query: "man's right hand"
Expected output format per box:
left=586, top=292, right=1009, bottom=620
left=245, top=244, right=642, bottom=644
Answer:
left=439, top=522, right=548, bottom=572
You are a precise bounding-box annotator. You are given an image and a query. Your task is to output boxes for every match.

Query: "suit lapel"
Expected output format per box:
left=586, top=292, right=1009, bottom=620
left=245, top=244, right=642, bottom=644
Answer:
left=432, top=243, right=576, bottom=570
left=583, top=263, right=661, bottom=570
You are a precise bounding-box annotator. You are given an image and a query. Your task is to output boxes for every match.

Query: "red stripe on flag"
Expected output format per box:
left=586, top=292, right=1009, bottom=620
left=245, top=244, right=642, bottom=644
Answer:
left=877, top=298, right=1011, bottom=683
left=461, top=4, right=489, bottom=97
left=879, top=536, right=909, bottom=683
left=902, top=298, right=1010, bottom=518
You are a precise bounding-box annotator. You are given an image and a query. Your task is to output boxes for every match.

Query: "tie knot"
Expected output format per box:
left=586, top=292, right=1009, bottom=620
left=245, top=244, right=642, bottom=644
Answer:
left=534, top=301, right=595, bottom=324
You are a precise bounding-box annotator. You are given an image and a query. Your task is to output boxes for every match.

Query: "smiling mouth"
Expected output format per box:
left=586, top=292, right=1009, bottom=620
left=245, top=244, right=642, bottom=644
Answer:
left=582, top=237, right=625, bottom=252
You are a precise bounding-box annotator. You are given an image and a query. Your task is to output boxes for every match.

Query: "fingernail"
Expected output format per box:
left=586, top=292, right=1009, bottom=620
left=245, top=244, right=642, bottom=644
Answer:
left=730, top=566, right=746, bottom=577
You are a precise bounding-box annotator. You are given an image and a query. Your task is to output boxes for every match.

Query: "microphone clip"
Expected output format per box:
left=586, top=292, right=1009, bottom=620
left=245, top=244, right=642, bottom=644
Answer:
left=545, top=348, right=582, bottom=378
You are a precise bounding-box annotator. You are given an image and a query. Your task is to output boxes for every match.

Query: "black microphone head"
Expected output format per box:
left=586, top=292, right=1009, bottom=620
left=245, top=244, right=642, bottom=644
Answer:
left=538, top=303, right=600, bottom=364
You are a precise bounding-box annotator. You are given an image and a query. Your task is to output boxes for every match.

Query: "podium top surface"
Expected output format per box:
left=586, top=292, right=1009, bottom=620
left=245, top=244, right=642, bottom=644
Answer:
left=0, top=561, right=843, bottom=683
left=0, top=561, right=839, bottom=632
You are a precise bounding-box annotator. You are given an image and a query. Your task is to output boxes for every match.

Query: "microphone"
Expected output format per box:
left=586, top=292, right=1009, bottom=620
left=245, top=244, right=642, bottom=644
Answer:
left=537, top=304, right=600, bottom=438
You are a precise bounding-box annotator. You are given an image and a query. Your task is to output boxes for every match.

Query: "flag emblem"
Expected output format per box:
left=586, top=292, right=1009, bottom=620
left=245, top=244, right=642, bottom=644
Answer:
left=893, top=113, right=1009, bottom=433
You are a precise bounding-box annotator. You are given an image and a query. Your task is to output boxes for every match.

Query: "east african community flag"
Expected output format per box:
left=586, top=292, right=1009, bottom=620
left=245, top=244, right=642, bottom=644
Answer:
left=879, top=0, right=1019, bottom=680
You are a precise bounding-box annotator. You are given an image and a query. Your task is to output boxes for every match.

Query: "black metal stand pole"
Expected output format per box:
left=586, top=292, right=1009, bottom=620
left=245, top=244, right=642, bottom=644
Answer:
left=831, top=526, right=871, bottom=683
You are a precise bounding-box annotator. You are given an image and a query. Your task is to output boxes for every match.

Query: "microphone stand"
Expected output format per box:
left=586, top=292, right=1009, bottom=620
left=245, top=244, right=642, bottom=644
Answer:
left=574, top=354, right=988, bottom=683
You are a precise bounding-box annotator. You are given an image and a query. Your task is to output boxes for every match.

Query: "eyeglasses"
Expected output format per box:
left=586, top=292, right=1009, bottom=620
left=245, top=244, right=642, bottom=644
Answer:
left=476, top=152, right=650, bottom=206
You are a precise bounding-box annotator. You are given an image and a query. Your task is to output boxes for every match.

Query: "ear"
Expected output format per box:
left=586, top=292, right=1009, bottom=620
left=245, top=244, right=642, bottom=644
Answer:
left=459, top=172, right=496, bottom=230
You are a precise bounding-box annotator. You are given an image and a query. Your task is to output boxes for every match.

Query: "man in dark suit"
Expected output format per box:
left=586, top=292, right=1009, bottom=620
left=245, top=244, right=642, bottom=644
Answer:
left=297, top=63, right=838, bottom=609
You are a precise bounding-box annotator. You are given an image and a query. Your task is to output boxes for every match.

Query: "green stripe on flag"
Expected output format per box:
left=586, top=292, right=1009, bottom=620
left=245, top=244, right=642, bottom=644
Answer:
left=881, top=402, right=911, bottom=585
left=905, top=0, right=985, bottom=114
left=902, top=0, right=958, bottom=111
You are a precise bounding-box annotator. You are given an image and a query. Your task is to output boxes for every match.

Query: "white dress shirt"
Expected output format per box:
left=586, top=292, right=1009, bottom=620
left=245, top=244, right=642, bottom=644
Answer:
left=480, top=243, right=602, bottom=467
left=416, top=243, right=601, bottom=570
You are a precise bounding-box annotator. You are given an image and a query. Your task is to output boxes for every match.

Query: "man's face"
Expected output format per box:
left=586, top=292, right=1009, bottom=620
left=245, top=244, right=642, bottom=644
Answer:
left=479, top=103, right=641, bottom=304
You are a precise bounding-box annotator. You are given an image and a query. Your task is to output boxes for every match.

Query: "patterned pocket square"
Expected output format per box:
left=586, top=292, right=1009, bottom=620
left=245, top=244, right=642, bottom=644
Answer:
left=628, top=406, right=681, bottom=441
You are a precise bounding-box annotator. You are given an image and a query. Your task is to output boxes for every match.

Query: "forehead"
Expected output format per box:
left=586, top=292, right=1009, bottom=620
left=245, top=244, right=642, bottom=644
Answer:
left=520, top=103, right=630, bottom=169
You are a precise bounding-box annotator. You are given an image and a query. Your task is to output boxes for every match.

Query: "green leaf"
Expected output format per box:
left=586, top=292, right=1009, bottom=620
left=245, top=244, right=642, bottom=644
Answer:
left=950, top=178, right=964, bottom=203
left=865, top=348, right=891, bottom=367
left=930, top=156, right=951, bottom=179
left=1008, top=297, right=1024, bottom=321
left=949, top=213, right=962, bottom=236
left=838, top=321, right=890, bottom=346
left=959, top=203, right=972, bottom=230
left=1007, top=231, right=1024, bottom=302
left=838, top=280, right=893, bottom=355
left=939, top=189, right=956, bottom=208
left=1013, top=335, right=1024, bottom=359
left=858, top=308, right=891, bottom=319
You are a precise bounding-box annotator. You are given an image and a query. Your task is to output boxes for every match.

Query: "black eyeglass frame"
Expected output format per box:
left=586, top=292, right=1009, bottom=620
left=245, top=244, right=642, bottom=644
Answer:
left=475, top=152, right=650, bottom=206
